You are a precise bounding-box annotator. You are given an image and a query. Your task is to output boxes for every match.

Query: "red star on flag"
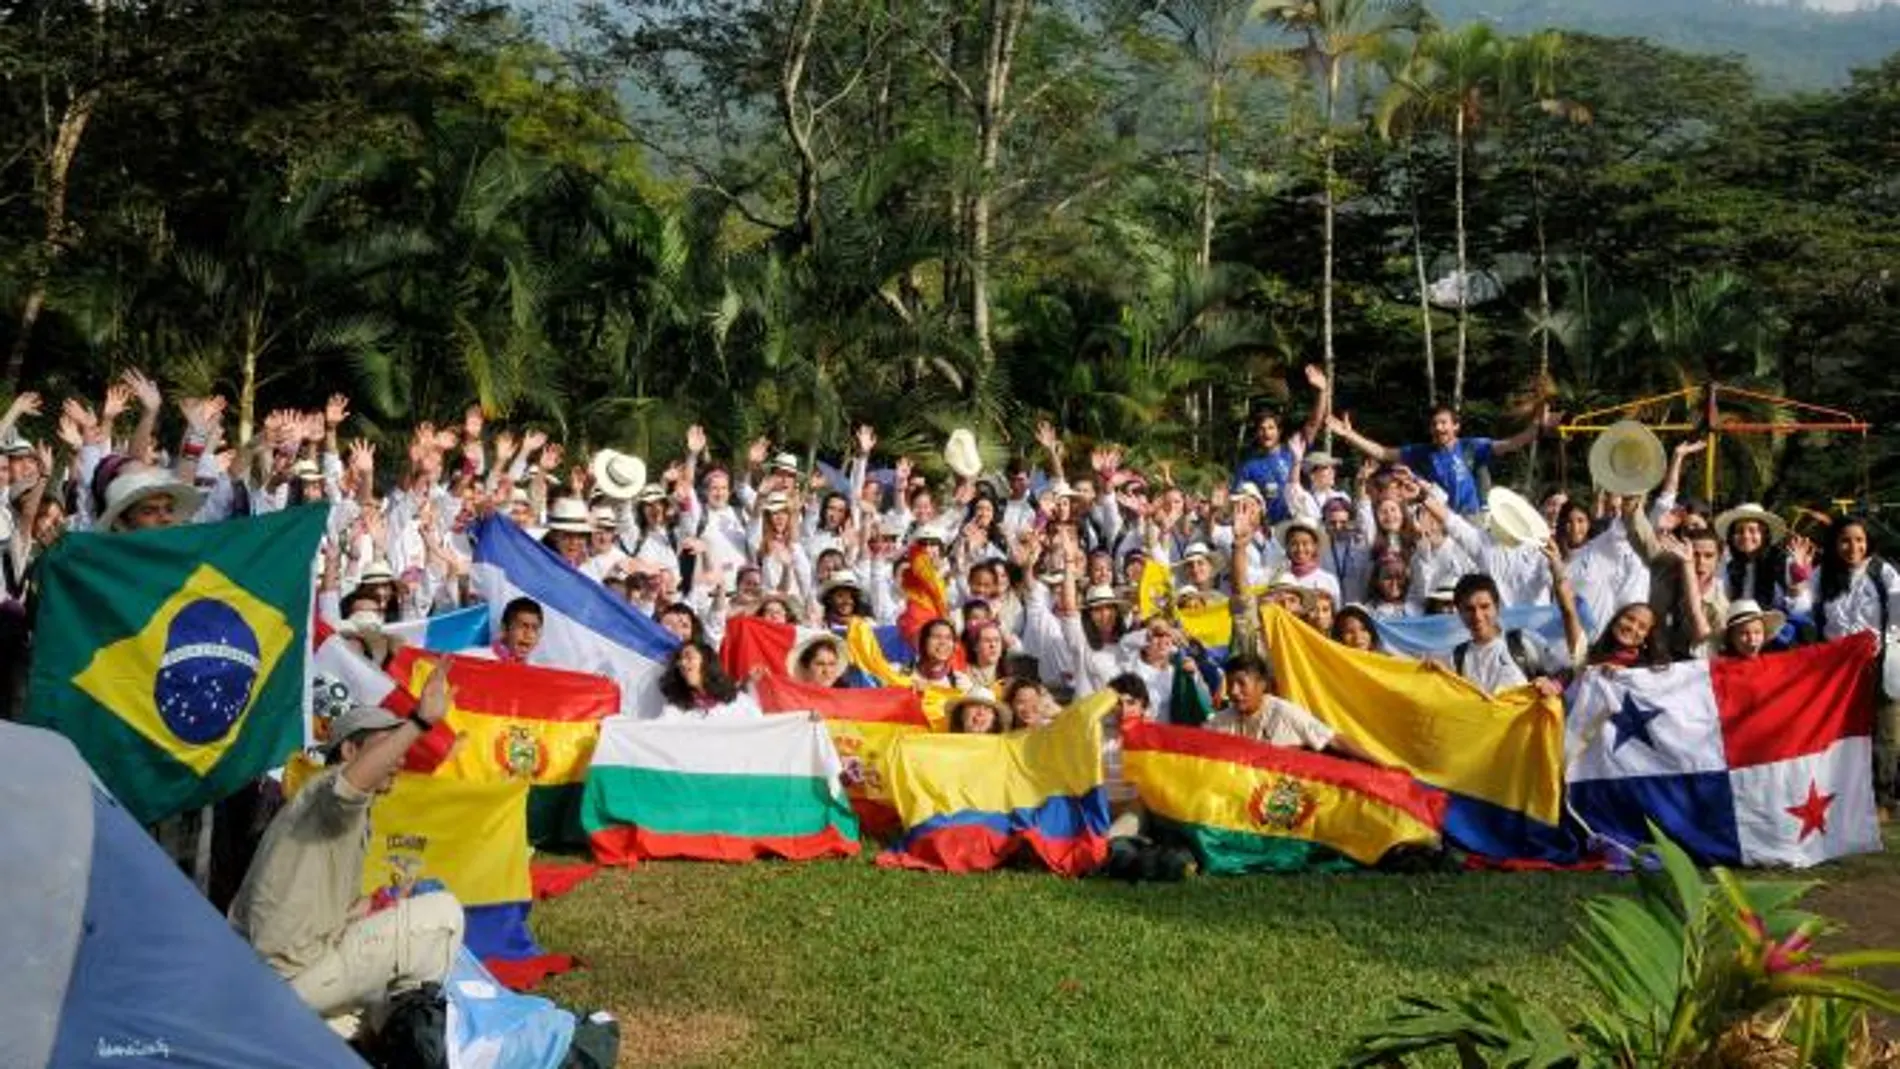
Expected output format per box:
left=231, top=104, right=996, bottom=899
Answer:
left=1785, top=779, right=1836, bottom=842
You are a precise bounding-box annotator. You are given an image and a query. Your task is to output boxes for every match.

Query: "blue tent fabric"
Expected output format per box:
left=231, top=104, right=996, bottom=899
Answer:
left=1, top=722, right=363, bottom=1069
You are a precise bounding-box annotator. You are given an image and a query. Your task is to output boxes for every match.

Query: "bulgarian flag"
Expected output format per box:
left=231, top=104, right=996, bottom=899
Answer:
left=390, top=648, right=620, bottom=847
left=1123, top=719, right=1448, bottom=873
left=755, top=672, right=931, bottom=839
left=580, top=714, right=861, bottom=865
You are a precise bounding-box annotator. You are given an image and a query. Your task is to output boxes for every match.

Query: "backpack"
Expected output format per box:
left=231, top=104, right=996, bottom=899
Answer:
left=1453, top=629, right=1538, bottom=683
left=363, top=983, right=448, bottom=1069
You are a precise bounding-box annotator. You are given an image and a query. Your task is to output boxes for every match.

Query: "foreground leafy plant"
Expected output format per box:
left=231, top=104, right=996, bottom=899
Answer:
left=1342, top=828, right=1900, bottom=1068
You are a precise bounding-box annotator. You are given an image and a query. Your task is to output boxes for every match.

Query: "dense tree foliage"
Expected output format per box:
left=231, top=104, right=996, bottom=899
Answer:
left=0, top=0, right=1894, bottom=517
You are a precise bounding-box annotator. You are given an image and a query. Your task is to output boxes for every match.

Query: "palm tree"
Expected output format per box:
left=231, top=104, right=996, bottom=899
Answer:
left=1377, top=22, right=1508, bottom=413
left=1502, top=30, right=1588, bottom=386
left=1262, top=0, right=1432, bottom=434
left=1149, top=0, right=1260, bottom=269
left=1373, top=36, right=1442, bottom=406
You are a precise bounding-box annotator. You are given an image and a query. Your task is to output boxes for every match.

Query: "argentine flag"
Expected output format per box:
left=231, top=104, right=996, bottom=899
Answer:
left=471, top=515, right=680, bottom=716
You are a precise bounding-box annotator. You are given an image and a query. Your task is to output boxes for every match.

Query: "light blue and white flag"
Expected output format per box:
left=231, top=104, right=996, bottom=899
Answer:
left=471, top=516, right=680, bottom=716
left=1373, top=599, right=1596, bottom=660
left=385, top=604, right=492, bottom=653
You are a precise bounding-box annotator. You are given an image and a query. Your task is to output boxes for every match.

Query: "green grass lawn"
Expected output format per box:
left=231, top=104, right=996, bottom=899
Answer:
left=533, top=859, right=1624, bottom=1068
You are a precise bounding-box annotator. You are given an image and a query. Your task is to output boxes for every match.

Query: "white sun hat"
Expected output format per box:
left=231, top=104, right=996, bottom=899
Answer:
left=1486, top=486, right=1552, bottom=549
left=96, top=465, right=205, bottom=532
left=545, top=497, right=594, bottom=534
left=589, top=449, right=648, bottom=502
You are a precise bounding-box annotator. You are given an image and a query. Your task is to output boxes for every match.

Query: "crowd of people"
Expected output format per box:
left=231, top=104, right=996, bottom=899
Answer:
left=3, top=365, right=1896, bottom=1033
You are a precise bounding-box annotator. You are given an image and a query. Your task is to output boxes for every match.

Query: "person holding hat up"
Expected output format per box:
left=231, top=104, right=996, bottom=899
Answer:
left=1233, top=364, right=1332, bottom=523
left=1622, top=495, right=1727, bottom=660
left=230, top=666, right=465, bottom=1028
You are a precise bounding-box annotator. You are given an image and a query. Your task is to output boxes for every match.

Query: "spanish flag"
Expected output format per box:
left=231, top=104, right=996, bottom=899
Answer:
left=755, top=672, right=931, bottom=839
left=896, top=542, right=952, bottom=650
left=390, top=648, right=620, bottom=847
left=878, top=693, right=1113, bottom=878
left=1259, top=606, right=1570, bottom=860
left=1123, top=720, right=1446, bottom=873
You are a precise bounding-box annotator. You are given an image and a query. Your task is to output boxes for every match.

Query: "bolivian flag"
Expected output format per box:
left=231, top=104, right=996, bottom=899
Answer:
left=26, top=506, right=328, bottom=824
left=389, top=648, right=620, bottom=846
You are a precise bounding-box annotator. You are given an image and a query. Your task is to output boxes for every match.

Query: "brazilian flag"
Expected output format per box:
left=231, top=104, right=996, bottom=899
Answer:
left=26, top=505, right=329, bottom=825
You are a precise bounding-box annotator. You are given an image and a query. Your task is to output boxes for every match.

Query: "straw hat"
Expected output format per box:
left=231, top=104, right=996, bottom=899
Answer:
left=1486, top=486, right=1552, bottom=549
left=0, top=437, right=32, bottom=458
left=760, top=490, right=793, bottom=514
left=292, top=458, right=323, bottom=482
left=947, top=688, right=1015, bottom=733
left=94, top=463, right=205, bottom=532
left=1263, top=578, right=1318, bottom=613
left=1301, top=451, right=1341, bottom=472
left=1588, top=420, right=1666, bottom=496
left=635, top=483, right=668, bottom=505
left=590, top=505, right=620, bottom=531
left=1424, top=582, right=1459, bottom=606
left=336, top=609, right=399, bottom=663
left=1081, top=584, right=1125, bottom=610
left=1273, top=516, right=1330, bottom=555
left=819, top=569, right=865, bottom=600
left=769, top=452, right=801, bottom=474
left=589, top=449, right=648, bottom=501
left=545, top=497, right=594, bottom=534
left=1176, top=541, right=1215, bottom=567
left=1714, top=503, right=1787, bottom=544
left=1722, top=598, right=1787, bottom=637
left=1233, top=482, right=1268, bottom=508
left=754, top=590, right=804, bottom=619
left=786, top=631, right=846, bottom=678
left=358, top=559, right=396, bottom=585
left=944, top=429, right=983, bottom=479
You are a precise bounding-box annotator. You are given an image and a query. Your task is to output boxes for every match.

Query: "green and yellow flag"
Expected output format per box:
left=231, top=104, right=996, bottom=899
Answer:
left=26, top=506, right=329, bottom=824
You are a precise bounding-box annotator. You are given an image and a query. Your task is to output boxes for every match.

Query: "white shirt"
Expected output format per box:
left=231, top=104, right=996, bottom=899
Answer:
left=1208, top=696, right=1334, bottom=750
left=1816, top=562, right=1900, bottom=642
left=1431, top=630, right=1569, bottom=695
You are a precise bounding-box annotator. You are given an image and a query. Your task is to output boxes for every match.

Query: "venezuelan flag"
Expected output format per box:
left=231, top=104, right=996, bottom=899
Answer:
left=755, top=673, right=931, bottom=839
left=1123, top=719, right=1446, bottom=873
left=844, top=617, right=957, bottom=731
left=391, top=649, right=620, bottom=847
left=1260, top=606, right=1572, bottom=861
left=877, top=693, right=1112, bottom=878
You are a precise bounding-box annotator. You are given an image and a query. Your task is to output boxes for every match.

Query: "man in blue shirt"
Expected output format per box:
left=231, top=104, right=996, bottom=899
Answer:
left=1231, top=364, right=1331, bottom=522
left=1326, top=402, right=1557, bottom=515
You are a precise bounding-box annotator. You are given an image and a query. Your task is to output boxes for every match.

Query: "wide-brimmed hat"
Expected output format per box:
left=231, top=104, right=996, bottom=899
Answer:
left=1588, top=420, right=1666, bottom=496
left=769, top=452, right=801, bottom=474
left=292, top=458, right=323, bottom=482
left=819, top=569, right=864, bottom=600
left=786, top=630, right=846, bottom=678
left=1081, top=583, right=1125, bottom=610
left=96, top=465, right=205, bottom=532
left=358, top=558, right=396, bottom=585
left=1263, top=577, right=1318, bottom=613
left=1301, top=451, right=1341, bottom=471
left=944, top=429, right=983, bottom=479
left=754, top=590, right=804, bottom=619
left=590, top=505, right=620, bottom=531
left=1233, top=482, right=1268, bottom=508
left=1273, top=516, right=1330, bottom=555
left=635, top=483, right=668, bottom=505
left=1722, top=598, right=1787, bottom=637
left=760, top=490, right=793, bottom=514
left=545, top=497, right=594, bottom=534
left=1039, top=481, right=1080, bottom=503
left=1176, top=541, right=1215, bottom=568
left=1486, top=486, right=1552, bottom=549
left=1425, top=582, right=1459, bottom=605
left=589, top=449, right=648, bottom=501
left=947, top=688, right=1014, bottom=733
left=0, top=437, right=32, bottom=457
left=1714, top=503, right=1787, bottom=544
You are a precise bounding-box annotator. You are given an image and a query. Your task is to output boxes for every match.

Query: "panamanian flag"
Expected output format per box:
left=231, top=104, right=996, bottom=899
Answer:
left=1567, top=632, right=1882, bottom=868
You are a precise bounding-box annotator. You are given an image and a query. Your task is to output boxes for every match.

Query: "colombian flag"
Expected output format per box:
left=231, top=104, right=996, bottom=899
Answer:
left=1123, top=720, right=1446, bottom=873
left=390, top=648, right=620, bottom=847
left=360, top=772, right=572, bottom=987
left=878, top=693, right=1113, bottom=878
left=1260, top=606, right=1570, bottom=860
left=755, top=672, right=931, bottom=839
left=27, top=507, right=328, bottom=824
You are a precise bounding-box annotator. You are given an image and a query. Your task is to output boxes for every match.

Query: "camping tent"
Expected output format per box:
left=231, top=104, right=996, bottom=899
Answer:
left=0, top=720, right=364, bottom=1068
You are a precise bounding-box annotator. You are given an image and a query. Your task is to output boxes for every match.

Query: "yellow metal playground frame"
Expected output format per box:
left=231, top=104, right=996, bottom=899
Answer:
left=1556, top=382, right=1870, bottom=506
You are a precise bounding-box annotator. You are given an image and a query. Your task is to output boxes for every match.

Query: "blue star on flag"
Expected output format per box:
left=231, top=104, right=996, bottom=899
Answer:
left=1609, top=692, right=1664, bottom=751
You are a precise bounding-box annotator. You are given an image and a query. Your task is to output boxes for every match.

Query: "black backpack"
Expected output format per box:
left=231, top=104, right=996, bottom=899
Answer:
left=362, top=984, right=448, bottom=1069
left=1453, top=629, right=1538, bottom=682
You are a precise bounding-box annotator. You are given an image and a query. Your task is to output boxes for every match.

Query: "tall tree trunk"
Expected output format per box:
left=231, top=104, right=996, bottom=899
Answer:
left=1526, top=152, right=1551, bottom=488
left=1452, top=105, right=1469, bottom=413
left=1321, top=59, right=1340, bottom=450
left=7, top=87, right=99, bottom=389
left=969, top=0, right=1030, bottom=367
left=776, top=0, right=826, bottom=252
left=1412, top=198, right=1436, bottom=407
left=1196, top=70, right=1222, bottom=269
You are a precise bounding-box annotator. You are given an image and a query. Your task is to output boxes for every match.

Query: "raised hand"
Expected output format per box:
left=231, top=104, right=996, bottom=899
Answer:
left=1325, top=413, right=1353, bottom=437
left=893, top=455, right=912, bottom=487
left=55, top=414, right=83, bottom=451
left=686, top=424, right=707, bottom=455
left=492, top=430, right=517, bottom=464
left=325, top=394, right=351, bottom=428
left=1303, top=364, right=1327, bottom=391
left=32, top=440, right=54, bottom=475
left=952, top=479, right=975, bottom=506
left=102, top=383, right=132, bottom=422
left=521, top=429, right=549, bottom=456
left=6, top=391, right=42, bottom=421
left=538, top=442, right=563, bottom=473
left=747, top=436, right=770, bottom=468
left=1034, top=420, right=1060, bottom=454
left=1787, top=533, right=1816, bottom=571
left=121, top=368, right=161, bottom=411
left=855, top=424, right=876, bottom=456
left=1674, top=438, right=1708, bottom=458
left=463, top=404, right=484, bottom=440
left=349, top=438, right=376, bottom=475
left=433, top=428, right=459, bottom=452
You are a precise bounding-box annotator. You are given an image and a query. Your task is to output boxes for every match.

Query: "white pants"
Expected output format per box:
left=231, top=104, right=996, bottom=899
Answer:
left=288, top=891, right=466, bottom=1019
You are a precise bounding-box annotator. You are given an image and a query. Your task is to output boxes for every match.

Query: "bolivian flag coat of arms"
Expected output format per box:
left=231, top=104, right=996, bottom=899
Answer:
left=27, top=506, right=328, bottom=824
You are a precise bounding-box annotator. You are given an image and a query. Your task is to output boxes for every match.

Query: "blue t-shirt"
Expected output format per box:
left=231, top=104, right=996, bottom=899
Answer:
left=1398, top=437, right=1495, bottom=515
left=1232, top=443, right=1300, bottom=521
